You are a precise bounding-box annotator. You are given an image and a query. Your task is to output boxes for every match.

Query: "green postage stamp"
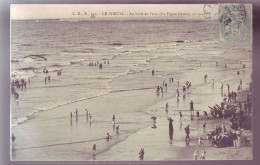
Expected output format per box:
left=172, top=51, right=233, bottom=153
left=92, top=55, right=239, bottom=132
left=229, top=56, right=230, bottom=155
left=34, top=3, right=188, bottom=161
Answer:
left=219, top=4, right=252, bottom=44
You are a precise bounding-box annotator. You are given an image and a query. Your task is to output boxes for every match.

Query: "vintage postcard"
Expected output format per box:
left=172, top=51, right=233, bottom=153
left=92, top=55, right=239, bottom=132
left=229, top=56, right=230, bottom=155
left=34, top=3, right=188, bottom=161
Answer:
left=10, top=4, right=252, bottom=161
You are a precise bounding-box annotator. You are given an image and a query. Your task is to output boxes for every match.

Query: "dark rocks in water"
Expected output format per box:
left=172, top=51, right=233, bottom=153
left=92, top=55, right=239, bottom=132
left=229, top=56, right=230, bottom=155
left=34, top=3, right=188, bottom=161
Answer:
left=176, top=40, right=184, bottom=43
left=111, top=43, right=122, bottom=46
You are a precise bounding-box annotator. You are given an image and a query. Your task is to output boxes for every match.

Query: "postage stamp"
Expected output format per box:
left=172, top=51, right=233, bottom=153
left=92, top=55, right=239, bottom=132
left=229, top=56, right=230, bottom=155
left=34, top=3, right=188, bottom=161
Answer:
left=219, top=4, right=252, bottom=44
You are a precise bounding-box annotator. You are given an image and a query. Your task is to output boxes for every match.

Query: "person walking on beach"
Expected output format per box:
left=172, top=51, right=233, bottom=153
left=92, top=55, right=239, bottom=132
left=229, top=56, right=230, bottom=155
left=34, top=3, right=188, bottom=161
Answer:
left=152, top=69, right=154, bottom=76
left=166, top=102, right=169, bottom=110
left=185, top=125, right=190, bottom=145
left=45, top=77, right=47, bottom=84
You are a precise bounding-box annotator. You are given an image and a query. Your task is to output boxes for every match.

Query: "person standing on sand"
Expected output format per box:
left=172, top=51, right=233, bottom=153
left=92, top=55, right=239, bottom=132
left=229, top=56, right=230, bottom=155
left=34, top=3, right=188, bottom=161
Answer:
left=116, top=125, right=119, bottom=135
left=152, top=69, right=154, bottom=76
left=190, top=100, right=194, bottom=119
left=139, top=148, right=144, bottom=160
left=168, top=117, right=174, bottom=139
left=185, top=125, right=190, bottom=144
left=93, top=143, right=96, bottom=153
left=168, top=117, right=174, bottom=132
left=106, top=133, right=112, bottom=140
left=89, top=114, right=92, bottom=122
left=11, top=134, right=16, bottom=142
left=75, top=109, right=78, bottom=117
left=227, top=84, right=230, bottom=93
left=85, top=109, right=88, bottom=118
left=166, top=103, right=169, bottom=110
left=203, top=122, right=206, bottom=132
left=70, top=112, right=73, bottom=121
left=112, top=114, right=115, bottom=124
left=204, top=74, right=207, bottom=82
left=179, top=112, right=183, bottom=119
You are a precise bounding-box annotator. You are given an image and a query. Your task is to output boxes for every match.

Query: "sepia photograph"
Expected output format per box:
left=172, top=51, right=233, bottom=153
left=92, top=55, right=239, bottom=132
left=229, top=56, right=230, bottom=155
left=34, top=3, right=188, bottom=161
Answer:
left=10, top=4, right=253, bottom=161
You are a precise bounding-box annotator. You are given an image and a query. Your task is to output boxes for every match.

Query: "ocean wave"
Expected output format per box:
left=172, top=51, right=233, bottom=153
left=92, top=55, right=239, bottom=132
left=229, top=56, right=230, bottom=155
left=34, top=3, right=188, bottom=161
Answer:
left=12, top=88, right=112, bottom=128
left=14, top=130, right=136, bottom=151
left=21, top=43, right=33, bottom=47
left=23, top=54, right=48, bottom=61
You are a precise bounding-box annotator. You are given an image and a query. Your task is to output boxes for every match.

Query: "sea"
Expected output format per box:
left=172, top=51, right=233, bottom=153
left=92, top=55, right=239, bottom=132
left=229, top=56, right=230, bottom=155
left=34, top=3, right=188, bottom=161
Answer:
left=10, top=19, right=252, bottom=160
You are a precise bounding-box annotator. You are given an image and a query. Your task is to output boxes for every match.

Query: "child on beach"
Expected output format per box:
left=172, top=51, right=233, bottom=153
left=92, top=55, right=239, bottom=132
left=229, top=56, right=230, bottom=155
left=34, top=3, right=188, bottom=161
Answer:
left=193, top=150, right=199, bottom=160
left=201, top=151, right=206, bottom=160
left=106, top=133, right=112, bottom=140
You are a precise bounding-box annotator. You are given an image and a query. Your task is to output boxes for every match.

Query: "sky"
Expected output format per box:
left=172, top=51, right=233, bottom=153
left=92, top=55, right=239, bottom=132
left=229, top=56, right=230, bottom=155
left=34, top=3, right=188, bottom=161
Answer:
left=11, top=4, right=219, bottom=20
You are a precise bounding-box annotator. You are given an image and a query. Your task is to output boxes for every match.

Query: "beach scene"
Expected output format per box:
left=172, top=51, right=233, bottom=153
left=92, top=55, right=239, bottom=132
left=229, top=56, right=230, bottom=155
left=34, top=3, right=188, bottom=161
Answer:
left=10, top=4, right=253, bottom=161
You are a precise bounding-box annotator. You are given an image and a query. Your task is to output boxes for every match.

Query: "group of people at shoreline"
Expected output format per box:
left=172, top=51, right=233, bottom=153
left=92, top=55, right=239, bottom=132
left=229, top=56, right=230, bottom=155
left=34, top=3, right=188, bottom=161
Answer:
left=11, top=59, right=251, bottom=160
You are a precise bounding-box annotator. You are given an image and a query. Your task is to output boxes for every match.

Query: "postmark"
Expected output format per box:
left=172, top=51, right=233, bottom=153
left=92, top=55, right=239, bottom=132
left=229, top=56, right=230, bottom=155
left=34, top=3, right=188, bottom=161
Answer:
left=219, top=4, right=252, bottom=44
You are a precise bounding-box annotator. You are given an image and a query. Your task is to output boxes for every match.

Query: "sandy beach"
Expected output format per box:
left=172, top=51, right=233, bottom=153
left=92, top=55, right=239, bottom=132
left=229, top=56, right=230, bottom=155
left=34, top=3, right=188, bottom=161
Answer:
left=10, top=18, right=252, bottom=161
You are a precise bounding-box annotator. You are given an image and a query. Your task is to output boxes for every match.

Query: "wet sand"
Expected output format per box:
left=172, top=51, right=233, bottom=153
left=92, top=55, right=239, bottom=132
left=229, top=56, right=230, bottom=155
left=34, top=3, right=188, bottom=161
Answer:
left=11, top=39, right=252, bottom=160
